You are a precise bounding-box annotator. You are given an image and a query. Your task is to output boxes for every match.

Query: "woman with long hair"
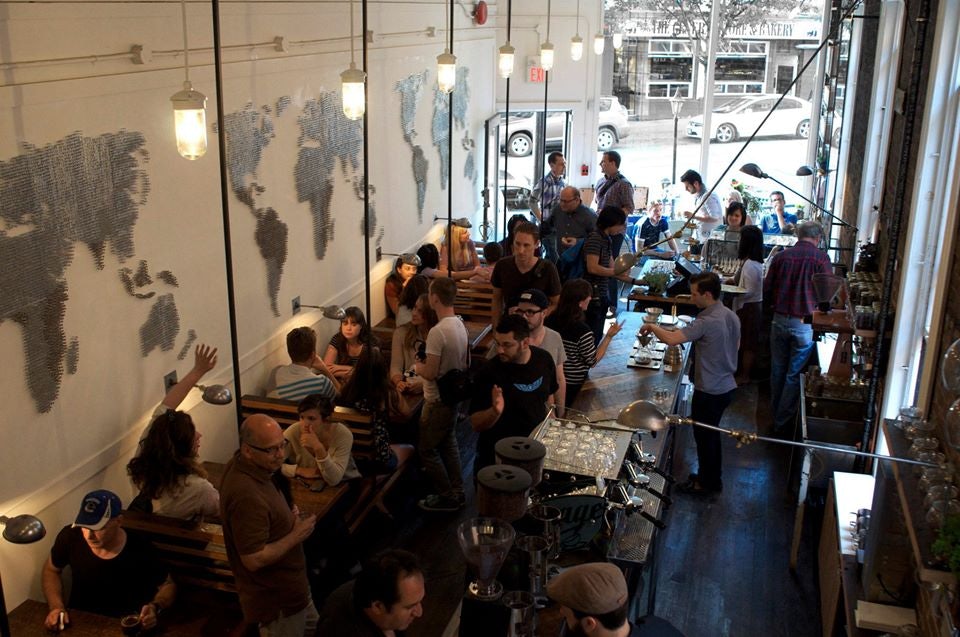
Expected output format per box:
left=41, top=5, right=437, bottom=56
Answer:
left=727, top=225, right=764, bottom=384
left=395, top=274, right=431, bottom=326
left=384, top=254, right=420, bottom=319
left=127, top=411, right=218, bottom=521
left=438, top=220, right=481, bottom=280
left=324, top=306, right=370, bottom=381
left=390, top=293, right=438, bottom=396
left=545, top=278, right=622, bottom=407
left=337, top=347, right=399, bottom=473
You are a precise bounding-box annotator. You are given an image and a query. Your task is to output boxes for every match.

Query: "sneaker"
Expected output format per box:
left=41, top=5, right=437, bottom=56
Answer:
left=418, top=494, right=461, bottom=512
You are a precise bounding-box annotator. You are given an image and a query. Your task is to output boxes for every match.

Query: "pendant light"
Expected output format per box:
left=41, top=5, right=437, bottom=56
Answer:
left=540, top=0, right=554, bottom=72
left=570, top=0, right=582, bottom=61
left=498, top=42, right=516, bottom=78
left=437, top=0, right=456, bottom=93
left=612, top=32, right=623, bottom=50
left=341, top=0, right=366, bottom=119
left=593, top=32, right=605, bottom=55
left=170, top=0, right=207, bottom=159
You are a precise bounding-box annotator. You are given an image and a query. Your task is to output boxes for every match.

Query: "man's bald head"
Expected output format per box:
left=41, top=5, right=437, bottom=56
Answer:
left=558, top=186, right=581, bottom=212
left=239, top=414, right=286, bottom=471
left=240, top=413, right=280, bottom=444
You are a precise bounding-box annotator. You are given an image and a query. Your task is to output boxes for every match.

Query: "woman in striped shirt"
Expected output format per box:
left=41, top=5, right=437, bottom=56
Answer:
left=545, top=278, right=622, bottom=407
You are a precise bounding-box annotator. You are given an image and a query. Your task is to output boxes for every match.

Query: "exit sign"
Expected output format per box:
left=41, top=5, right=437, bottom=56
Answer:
left=525, top=57, right=553, bottom=84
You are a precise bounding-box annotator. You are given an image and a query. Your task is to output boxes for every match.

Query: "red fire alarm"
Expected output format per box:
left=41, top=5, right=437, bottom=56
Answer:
left=581, top=164, right=589, bottom=176
left=473, top=1, right=488, bottom=25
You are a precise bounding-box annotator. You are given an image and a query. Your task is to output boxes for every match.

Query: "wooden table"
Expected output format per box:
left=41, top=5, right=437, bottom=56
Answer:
left=373, top=317, right=492, bottom=351
left=8, top=599, right=243, bottom=636
left=203, top=461, right=349, bottom=520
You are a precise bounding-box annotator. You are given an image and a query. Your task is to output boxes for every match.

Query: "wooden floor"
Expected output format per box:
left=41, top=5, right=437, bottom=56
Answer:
left=349, top=378, right=824, bottom=637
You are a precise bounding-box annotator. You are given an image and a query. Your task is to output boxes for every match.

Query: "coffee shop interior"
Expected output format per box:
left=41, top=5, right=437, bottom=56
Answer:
left=1, top=0, right=960, bottom=634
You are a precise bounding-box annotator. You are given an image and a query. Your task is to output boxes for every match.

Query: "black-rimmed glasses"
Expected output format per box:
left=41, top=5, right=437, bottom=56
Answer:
left=246, top=439, right=289, bottom=455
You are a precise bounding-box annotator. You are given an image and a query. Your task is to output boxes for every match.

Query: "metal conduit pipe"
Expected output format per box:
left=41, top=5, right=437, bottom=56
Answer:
left=858, top=0, right=931, bottom=468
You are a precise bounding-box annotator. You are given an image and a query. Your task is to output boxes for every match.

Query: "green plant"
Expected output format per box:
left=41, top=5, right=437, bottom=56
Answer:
left=932, top=514, right=960, bottom=573
left=641, top=272, right=671, bottom=296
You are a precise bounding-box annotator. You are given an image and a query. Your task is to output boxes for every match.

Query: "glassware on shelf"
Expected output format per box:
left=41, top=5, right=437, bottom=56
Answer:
left=908, top=437, right=940, bottom=458
left=904, top=418, right=936, bottom=440
left=941, top=338, right=960, bottom=392
left=924, top=485, right=959, bottom=509
left=896, top=406, right=923, bottom=432
left=919, top=467, right=954, bottom=494
left=925, top=498, right=960, bottom=529
left=945, top=398, right=960, bottom=451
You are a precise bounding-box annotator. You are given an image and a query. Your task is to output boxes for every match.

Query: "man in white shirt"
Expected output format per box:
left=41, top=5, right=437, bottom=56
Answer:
left=680, top=169, right=722, bottom=253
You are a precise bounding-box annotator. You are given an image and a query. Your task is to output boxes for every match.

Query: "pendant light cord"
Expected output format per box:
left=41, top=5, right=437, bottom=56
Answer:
left=181, top=0, right=190, bottom=82
left=575, top=0, right=579, bottom=36
left=349, top=0, right=355, bottom=65
left=546, top=0, right=551, bottom=41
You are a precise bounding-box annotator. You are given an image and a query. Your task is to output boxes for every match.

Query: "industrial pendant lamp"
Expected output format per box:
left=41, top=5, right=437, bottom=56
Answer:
left=170, top=0, right=207, bottom=160
left=612, top=32, right=623, bottom=50
left=540, top=0, right=554, bottom=71
left=437, top=0, right=457, bottom=92
left=498, top=42, right=516, bottom=78
left=341, top=0, right=366, bottom=119
left=593, top=32, right=605, bottom=55
left=570, top=0, right=583, bottom=61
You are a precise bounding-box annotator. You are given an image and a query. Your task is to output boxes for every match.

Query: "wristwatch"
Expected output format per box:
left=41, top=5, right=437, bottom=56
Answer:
left=148, top=602, right=163, bottom=617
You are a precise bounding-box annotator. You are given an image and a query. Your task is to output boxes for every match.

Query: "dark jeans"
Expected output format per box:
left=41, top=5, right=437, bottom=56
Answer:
left=419, top=400, right=464, bottom=498
left=690, top=388, right=735, bottom=491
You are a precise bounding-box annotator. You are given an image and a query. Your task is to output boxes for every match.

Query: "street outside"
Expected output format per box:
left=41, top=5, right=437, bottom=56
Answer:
left=500, top=116, right=812, bottom=216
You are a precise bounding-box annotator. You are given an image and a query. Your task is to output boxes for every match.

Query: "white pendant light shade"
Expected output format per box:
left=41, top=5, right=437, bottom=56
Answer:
left=341, top=64, right=366, bottom=120
left=498, top=42, right=516, bottom=78
left=594, top=33, right=605, bottom=55
left=437, top=50, right=457, bottom=93
left=570, top=35, right=583, bottom=61
left=613, top=33, right=623, bottom=49
left=171, top=81, right=207, bottom=160
left=540, top=41, right=555, bottom=71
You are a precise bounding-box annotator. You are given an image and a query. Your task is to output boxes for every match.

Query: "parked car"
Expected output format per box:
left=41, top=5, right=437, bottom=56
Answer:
left=500, top=96, right=632, bottom=157
left=685, top=95, right=813, bottom=143
left=499, top=169, right=532, bottom=210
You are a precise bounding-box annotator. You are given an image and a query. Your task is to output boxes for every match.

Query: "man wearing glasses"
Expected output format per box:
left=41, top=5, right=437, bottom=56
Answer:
left=221, top=413, right=319, bottom=636
left=760, top=190, right=797, bottom=235
left=550, top=186, right=597, bottom=260
left=510, top=289, right=566, bottom=417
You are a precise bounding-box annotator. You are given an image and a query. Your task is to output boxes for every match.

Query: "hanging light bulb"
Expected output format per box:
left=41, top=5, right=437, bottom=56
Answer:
left=341, top=64, right=366, bottom=120
left=437, top=49, right=457, bottom=93
left=498, top=42, right=516, bottom=78
left=570, top=0, right=583, bottom=61
left=171, top=0, right=207, bottom=159
left=613, top=33, right=623, bottom=50
left=540, top=41, right=555, bottom=71
left=341, top=0, right=365, bottom=119
left=171, top=82, right=207, bottom=160
left=594, top=33, right=605, bottom=55
left=570, top=35, right=583, bottom=61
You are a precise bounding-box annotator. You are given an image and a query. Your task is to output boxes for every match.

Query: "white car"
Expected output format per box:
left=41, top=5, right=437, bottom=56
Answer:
left=500, top=96, right=632, bottom=157
left=685, top=95, right=813, bottom=143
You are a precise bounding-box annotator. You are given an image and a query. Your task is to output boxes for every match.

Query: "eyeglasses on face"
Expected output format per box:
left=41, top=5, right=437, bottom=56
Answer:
left=512, top=308, right=543, bottom=317
left=559, top=198, right=577, bottom=204
left=246, top=439, right=290, bottom=455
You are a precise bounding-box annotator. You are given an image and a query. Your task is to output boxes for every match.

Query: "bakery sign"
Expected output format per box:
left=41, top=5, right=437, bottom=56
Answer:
left=625, top=15, right=821, bottom=41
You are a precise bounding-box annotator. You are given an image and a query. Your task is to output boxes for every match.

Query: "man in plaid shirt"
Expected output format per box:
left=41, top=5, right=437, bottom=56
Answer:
left=763, top=221, right=833, bottom=436
left=530, top=152, right=566, bottom=262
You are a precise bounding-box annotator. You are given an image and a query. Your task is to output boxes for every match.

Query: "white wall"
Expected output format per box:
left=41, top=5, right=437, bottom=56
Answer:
left=0, top=0, right=496, bottom=611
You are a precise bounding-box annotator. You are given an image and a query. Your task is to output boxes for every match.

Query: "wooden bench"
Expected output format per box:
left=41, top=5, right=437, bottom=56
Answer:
left=239, top=394, right=413, bottom=534
left=121, top=510, right=236, bottom=594
left=454, top=280, right=496, bottom=324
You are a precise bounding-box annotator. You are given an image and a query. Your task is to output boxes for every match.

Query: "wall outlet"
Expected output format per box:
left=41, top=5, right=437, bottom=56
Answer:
left=163, top=370, right=178, bottom=393
left=376, top=246, right=382, bottom=261
left=292, top=296, right=301, bottom=315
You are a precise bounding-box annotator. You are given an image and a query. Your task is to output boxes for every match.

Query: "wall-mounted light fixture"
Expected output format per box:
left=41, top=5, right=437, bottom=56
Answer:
left=341, top=0, right=366, bottom=119
left=540, top=0, right=554, bottom=71
left=171, top=0, right=207, bottom=159
left=437, top=0, right=457, bottom=92
left=570, top=0, right=582, bottom=61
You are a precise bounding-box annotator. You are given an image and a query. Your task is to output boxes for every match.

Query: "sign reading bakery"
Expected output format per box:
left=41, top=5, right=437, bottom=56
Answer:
left=625, top=16, right=821, bottom=41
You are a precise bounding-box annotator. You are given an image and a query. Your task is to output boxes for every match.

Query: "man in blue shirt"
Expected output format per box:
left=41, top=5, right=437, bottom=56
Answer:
left=530, top=152, right=566, bottom=262
left=760, top=191, right=798, bottom=234
left=640, top=272, right=739, bottom=495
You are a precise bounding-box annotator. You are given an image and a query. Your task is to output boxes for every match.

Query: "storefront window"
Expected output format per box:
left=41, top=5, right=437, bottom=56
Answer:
left=648, top=39, right=693, bottom=99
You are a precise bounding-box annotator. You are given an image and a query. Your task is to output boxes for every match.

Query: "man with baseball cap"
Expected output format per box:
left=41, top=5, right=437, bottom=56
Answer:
left=546, top=562, right=636, bottom=636
left=42, top=489, right=175, bottom=630
left=510, top=288, right=567, bottom=417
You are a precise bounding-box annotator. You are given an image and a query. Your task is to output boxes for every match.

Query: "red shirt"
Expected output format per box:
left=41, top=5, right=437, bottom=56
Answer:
left=763, top=240, right=833, bottom=318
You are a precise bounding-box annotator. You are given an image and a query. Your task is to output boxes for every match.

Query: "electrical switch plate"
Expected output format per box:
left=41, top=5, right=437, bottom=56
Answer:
left=164, top=370, right=178, bottom=393
left=292, top=296, right=301, bottom=315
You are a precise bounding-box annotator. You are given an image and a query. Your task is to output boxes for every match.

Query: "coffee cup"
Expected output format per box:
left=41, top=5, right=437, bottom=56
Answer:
left=120, top=614, right=141, bottom=636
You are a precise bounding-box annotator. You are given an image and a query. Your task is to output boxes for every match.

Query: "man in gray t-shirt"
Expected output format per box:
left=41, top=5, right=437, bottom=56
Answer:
left=641, top=272, right=739, bottom=495
left=414, top=277, right=468, bottom=512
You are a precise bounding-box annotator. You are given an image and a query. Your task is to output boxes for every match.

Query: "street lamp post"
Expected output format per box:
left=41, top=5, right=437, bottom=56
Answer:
left=669, top=88, right=684, bottom=184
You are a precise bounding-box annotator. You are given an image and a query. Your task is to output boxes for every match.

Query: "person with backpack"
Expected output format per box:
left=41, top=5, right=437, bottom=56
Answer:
left=550, top=186, right=597, bottom=262
left=583, top=206, right=644, bottom=344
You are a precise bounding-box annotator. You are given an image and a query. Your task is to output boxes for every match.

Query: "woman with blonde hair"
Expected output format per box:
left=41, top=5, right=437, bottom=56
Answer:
left=438, top=218, right=482, bottom=280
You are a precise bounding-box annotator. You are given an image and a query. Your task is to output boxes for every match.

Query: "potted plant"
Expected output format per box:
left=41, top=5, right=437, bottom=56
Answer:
left=641, top=272, right=671, bottom=296
left=933, top=515, right=960, bottom=574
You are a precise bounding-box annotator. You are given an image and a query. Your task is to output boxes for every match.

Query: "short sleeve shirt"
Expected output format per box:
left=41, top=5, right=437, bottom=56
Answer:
left=491, top=258, right=562, bottom=309
left=423, top=316, right=469, bottom=403
left=583, top=230, right=614, bottom=300
left=50, top=526, right=167, bottom=617
left=679, top=302, right=740, bottom=394
left=639, top=217, right=670, bottom=248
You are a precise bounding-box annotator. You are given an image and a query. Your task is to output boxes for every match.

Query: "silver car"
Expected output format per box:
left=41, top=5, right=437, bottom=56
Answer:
left=685, top=95, right=813, bottom=143
left=500, top=96, right=632, bottom=157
